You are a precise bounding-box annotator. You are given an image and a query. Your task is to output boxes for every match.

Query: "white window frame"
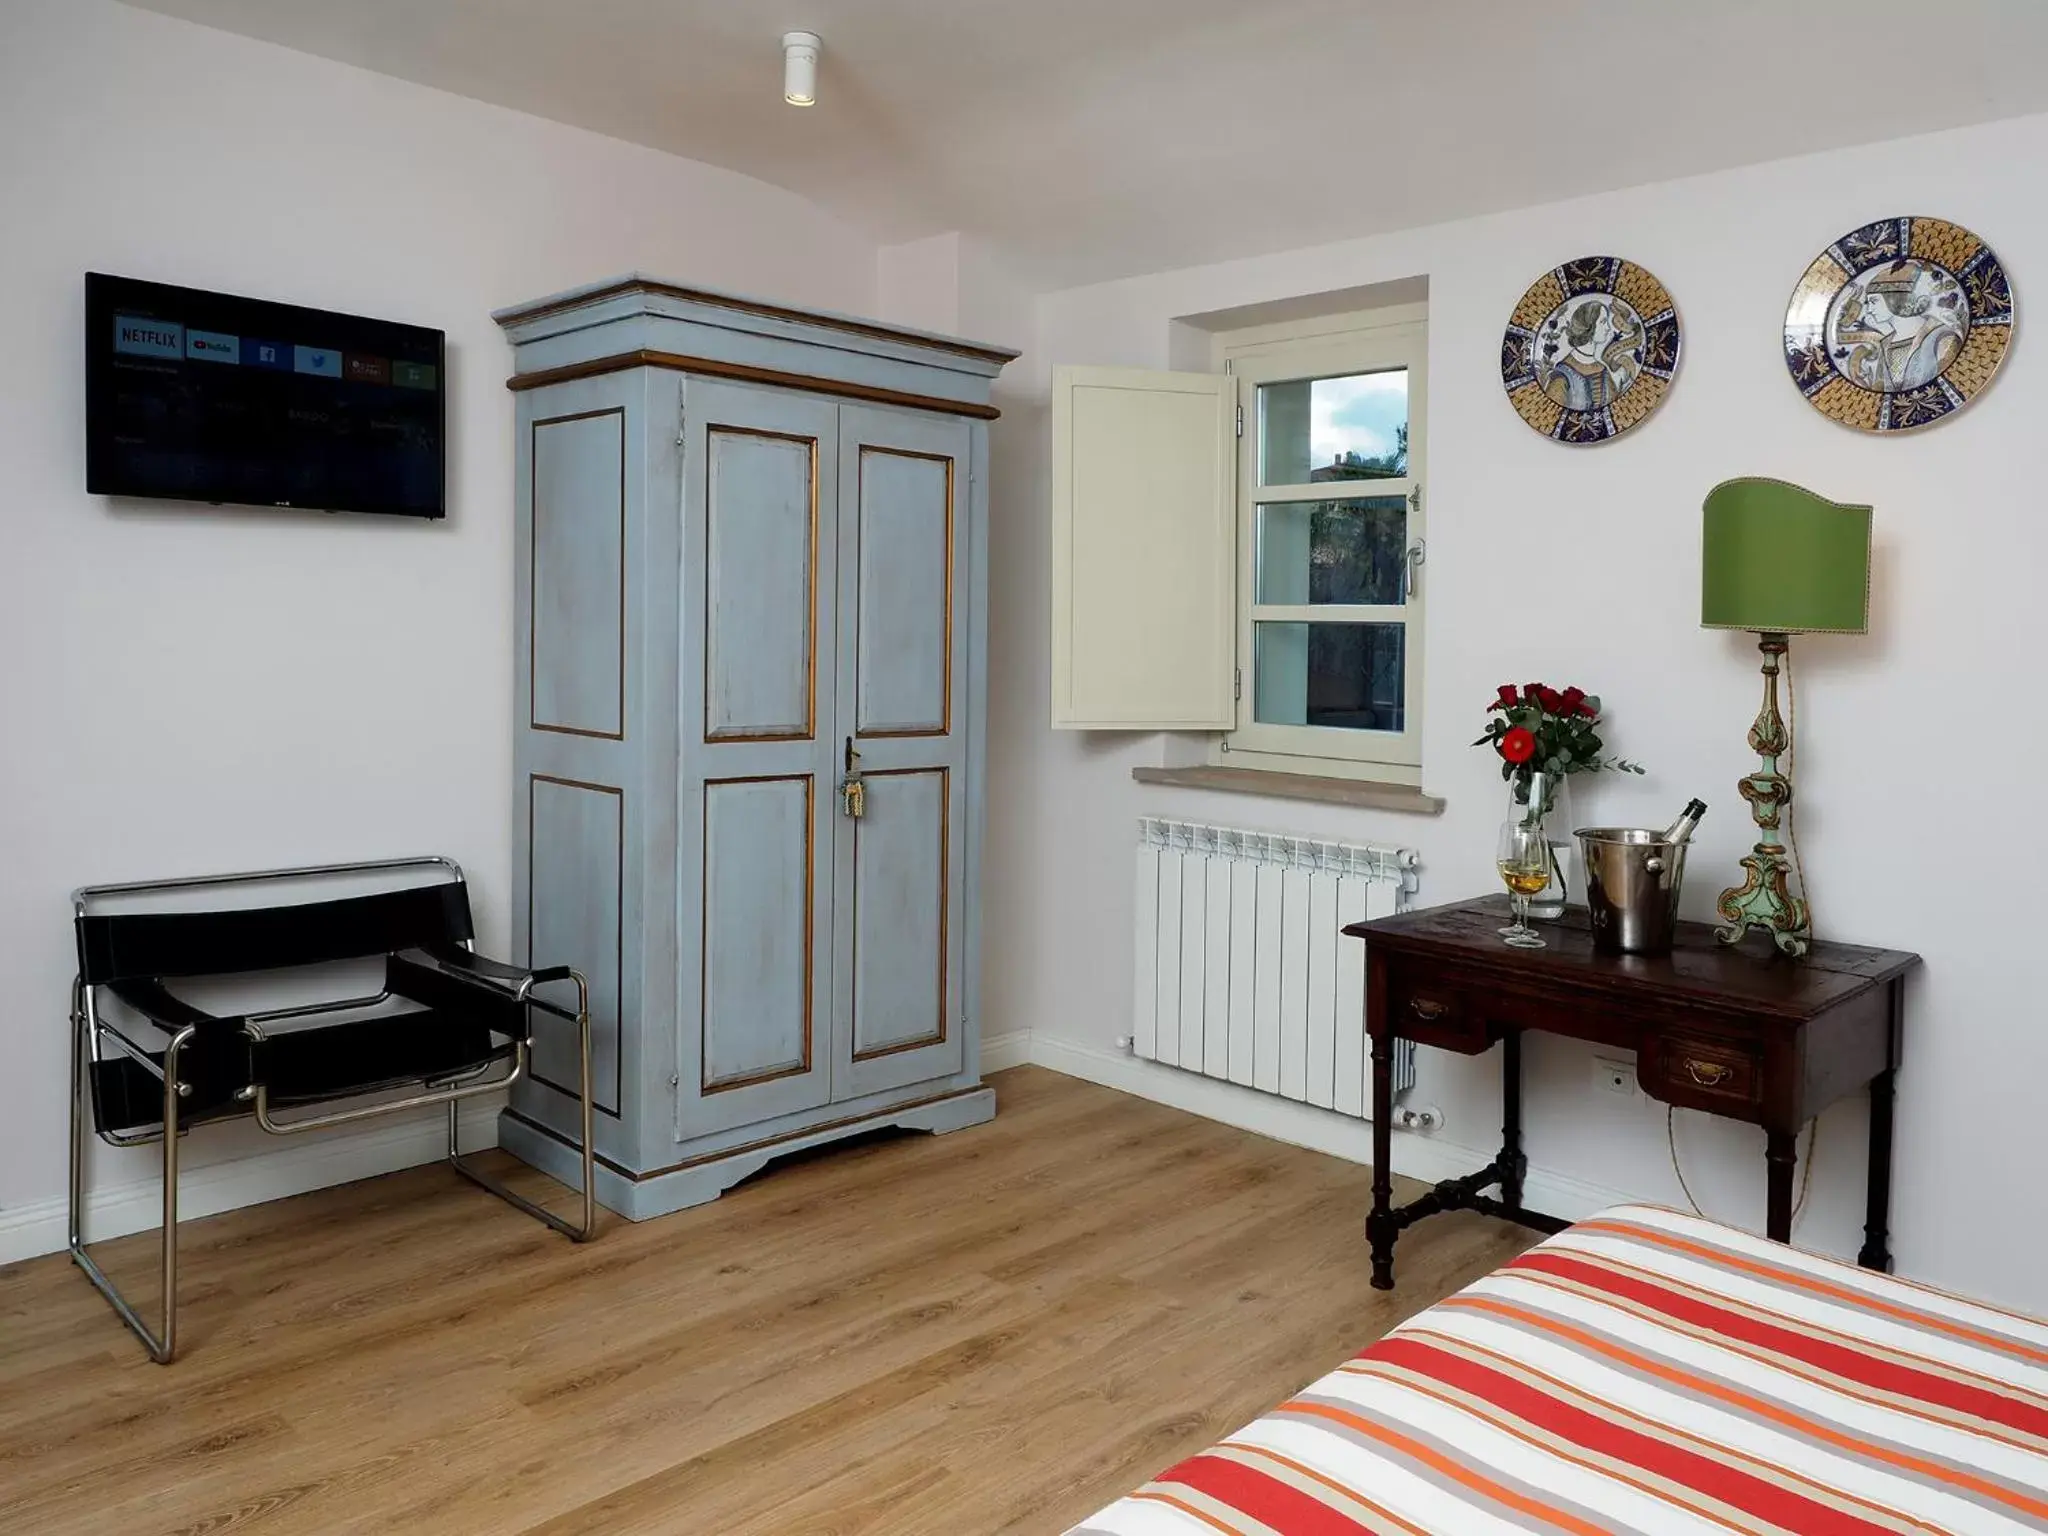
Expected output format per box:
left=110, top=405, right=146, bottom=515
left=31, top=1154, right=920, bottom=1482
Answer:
left=1210, top=305, right=1428, bottom=784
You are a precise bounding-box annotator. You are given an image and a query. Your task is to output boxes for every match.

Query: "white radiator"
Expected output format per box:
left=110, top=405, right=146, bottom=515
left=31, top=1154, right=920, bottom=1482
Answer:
left=1132, top=818, right=1417, bottom=1113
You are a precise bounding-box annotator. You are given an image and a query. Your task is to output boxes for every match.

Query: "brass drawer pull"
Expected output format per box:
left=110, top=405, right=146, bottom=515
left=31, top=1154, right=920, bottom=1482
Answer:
left=1408, top=999, right=1449, bottom=1022
left=1685, top=1058, right=1733, bottom=1087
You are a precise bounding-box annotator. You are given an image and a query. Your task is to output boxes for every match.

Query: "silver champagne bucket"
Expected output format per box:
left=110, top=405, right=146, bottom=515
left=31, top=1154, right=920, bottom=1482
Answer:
left=1576, top=828, right=1688, bottom=956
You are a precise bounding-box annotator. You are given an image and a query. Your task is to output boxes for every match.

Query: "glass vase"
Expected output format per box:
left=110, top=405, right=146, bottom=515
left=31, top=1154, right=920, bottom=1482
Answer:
left=1511, top=772, right=1572, bottom=921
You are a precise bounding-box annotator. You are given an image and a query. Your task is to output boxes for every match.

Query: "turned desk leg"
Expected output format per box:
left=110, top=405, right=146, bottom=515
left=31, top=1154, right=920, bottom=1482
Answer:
left=1500, top=1029, right=1527, bottom=1213
left=1764, top=1127, right=1797, bottom=1243
left=1859, top=1066, right=1896, bottom=1272
left=1368, top=1027, right=1396, bottom=1290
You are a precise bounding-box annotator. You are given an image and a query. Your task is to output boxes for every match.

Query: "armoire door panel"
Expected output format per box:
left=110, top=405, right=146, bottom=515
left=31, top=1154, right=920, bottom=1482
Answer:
left=832, top=405, right=973, bottom=1099
left=852, top=768, right=948, bottom=1060
left=700, top=775, right=813, bottom=1092
left=854, top=447, right=952, bottom=737
left=704, top=427, right=817, bottom=742
left=678, top=379, right=841, bottom=1141
left=531, top=408, right=627, bottom=739
left=527, top=773, right=624, bottom=1116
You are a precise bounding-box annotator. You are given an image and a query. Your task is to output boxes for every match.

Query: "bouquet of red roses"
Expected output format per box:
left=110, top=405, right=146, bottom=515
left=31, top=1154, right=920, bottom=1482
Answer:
left=1475, top=682, right=1644, bottom=791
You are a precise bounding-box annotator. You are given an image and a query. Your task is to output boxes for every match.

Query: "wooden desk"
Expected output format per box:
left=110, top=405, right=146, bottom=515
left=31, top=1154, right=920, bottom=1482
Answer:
left=1346, top=897, right=1919, bottom=1290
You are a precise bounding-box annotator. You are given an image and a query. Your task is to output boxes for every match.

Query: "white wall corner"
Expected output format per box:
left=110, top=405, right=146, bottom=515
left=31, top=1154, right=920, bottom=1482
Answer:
left=0, top=1099, right=504, bottom=1267
left=875, top=230, right=1036, bottom=369
left=981, top=1029, right=1034, bottom=1074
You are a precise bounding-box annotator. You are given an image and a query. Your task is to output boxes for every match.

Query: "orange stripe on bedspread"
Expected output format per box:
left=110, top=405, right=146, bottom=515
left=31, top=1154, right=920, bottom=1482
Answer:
left=1572, top=1216, right=2048, bottom=1369
left=1364, top=1335, right=1903, bottom=1536
left=1446, top=1293, right=2048, bottom=1524
left=1128, top=1487, right=1251, bottom=1534
left=1508, top=1249, right=2048, bottom=1443
left=1281, top=1399, right=1614, bottom=1536
left=1381, top=1324, right=1951, bottom=1536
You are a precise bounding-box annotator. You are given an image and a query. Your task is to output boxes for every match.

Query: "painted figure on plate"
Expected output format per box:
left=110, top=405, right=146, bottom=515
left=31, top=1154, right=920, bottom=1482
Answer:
left=1501, top=255, right=1680, bottom=444
left=1825, top=258, right=1967, bottom=392
left=1534, top=295, right=1646, bottom=413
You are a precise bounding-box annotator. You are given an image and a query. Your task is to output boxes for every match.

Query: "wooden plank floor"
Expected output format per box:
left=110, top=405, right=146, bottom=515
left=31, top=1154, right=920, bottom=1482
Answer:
left=0, top=1067, right=1537, bottom=1535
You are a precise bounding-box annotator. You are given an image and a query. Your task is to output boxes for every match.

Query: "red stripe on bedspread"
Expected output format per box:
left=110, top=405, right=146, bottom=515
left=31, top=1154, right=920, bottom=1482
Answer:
left=1367, top=1335, right=1897, bottom=1536
left=1509, top=1250, right=2048, bottom=1441
left=1160, top=1453, right=1377, bottom=1535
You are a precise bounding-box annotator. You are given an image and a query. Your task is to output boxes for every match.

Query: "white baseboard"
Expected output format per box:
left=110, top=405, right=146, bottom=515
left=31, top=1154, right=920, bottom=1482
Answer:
left=1019, top=1033, right=1634, bottom=1225
left=0, top=1099, right=502, bottom=1268
left=981, top=1029, right=1033, bottom=1073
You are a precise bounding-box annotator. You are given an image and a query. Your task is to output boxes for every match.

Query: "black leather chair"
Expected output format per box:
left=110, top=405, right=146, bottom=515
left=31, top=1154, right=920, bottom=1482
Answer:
left=69, top=856, right=595, bottom=1362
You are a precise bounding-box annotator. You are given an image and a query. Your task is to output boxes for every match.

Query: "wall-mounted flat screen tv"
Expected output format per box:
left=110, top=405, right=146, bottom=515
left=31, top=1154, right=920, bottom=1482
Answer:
left=86, top=273, right=446, bottom=518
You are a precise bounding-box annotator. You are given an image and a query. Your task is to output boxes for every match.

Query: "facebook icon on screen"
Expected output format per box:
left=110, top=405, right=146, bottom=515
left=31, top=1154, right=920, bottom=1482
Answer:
left=242, top=338, right=292, bottom=370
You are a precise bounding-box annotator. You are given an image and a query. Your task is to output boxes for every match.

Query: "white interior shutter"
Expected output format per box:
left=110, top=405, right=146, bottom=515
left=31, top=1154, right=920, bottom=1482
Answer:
left=1050, top=366, right=1235, bottom=729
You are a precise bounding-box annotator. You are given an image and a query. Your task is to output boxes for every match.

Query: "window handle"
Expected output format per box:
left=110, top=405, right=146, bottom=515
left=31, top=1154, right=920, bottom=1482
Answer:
left=1404, top=539, right=1426, bottom=600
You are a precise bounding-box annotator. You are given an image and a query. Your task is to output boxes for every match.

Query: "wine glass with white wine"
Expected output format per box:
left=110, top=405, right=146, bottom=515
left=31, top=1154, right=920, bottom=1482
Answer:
left=1496, top=820, right=1551, bottom=950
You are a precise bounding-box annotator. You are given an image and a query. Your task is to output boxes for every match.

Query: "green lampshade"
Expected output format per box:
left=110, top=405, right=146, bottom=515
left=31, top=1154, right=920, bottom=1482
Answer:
left=1701, top=477, right=1871, bottom=635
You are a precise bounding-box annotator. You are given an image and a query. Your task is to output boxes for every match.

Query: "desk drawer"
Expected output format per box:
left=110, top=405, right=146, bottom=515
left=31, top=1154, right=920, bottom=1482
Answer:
left=1648, top=1032, right=1763, bottom=1111
left=1385, top=977, right=1492, bottom=1054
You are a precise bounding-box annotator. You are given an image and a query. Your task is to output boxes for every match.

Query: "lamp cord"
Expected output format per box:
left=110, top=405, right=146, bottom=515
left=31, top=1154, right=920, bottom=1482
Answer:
left=1666, top=644, right=1819, bottom=1233
left=1668, top=1105, right=1816, bottom=1226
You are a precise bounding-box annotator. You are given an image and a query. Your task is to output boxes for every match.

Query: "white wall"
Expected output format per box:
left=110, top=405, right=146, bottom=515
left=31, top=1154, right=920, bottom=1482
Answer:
left=997, top=112, right=2048, bottom=1309
left=0, top=0, right=876, bottom=1243
left=877, top=233, right=966, bottom=340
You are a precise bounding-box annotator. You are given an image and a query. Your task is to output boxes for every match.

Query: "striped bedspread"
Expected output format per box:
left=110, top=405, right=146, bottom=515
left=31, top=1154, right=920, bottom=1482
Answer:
left=1070, top=1205, right=2048, bottom=1535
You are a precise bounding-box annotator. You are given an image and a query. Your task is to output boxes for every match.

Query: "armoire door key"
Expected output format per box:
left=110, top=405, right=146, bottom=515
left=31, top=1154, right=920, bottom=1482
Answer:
left=840, top=736, right=865, bottom=818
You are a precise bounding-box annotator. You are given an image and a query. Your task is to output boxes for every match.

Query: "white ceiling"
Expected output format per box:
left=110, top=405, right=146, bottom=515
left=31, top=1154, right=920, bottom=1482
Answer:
left=129, top=0, right=2048, bottom=289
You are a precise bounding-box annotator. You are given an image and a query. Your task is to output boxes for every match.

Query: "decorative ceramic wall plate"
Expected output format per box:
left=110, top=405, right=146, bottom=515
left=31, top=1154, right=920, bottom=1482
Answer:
left=1500, top=256, right=1682, bottom=444
left=1784, top=217, right=2014, bottom=434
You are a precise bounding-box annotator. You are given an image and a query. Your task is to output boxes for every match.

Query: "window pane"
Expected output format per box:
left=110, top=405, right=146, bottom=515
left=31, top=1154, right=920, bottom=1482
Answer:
left=1253, top=622, right=1406, bottom=733
left=1256, top=496, right=1406, bottom=606
left=1258, top=369, right=1409, bottom=486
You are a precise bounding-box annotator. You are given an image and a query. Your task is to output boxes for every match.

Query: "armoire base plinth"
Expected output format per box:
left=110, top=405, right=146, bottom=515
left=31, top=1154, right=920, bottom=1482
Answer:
left=498, top=1085, right=995, bottom=1222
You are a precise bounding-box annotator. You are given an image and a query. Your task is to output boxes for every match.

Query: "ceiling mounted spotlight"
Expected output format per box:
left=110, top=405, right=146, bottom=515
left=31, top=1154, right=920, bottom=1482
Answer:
left=782, top=31, right=820, bottom=107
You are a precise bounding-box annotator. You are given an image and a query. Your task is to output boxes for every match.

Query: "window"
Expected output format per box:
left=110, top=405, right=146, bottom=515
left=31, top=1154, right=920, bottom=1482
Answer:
left=1048, top=301, right=1428, bottom=788
left=1219, top=309, right=1427, bottom=781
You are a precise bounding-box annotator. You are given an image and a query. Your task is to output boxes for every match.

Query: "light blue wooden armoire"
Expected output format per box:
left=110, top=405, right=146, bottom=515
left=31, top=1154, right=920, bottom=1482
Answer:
left=491, top=275, right=1016, bottom=1218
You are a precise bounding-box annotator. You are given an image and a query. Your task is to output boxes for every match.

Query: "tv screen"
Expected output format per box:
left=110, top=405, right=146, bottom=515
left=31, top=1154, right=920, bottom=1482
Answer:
left=85, top=273, right=446, bottom=518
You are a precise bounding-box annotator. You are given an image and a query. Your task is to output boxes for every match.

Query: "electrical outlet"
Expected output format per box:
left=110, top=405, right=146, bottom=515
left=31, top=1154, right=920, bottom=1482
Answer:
left=1398, top=1105, right=1445, bottom=1133
left=1592, top=1054, right=1639, bottom=1099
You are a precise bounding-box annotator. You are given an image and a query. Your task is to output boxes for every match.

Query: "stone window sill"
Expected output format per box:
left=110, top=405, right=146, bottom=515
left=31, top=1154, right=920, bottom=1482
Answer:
left=1130, top=765, right=1446, bottom=816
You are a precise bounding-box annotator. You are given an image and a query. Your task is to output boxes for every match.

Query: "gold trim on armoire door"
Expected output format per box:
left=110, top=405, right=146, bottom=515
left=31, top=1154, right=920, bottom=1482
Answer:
left=698, top=773, right=816, bottom=1095
left=849, top=766, right=950, bottom=1063
left=854, top=446, right=956, bottom=741
left=702, top=425, right=821, bottom=745
left=529, top=408, right=628, bottom=741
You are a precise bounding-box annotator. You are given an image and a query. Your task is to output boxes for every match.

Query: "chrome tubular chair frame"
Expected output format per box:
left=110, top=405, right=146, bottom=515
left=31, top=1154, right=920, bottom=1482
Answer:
left=67, top=856, right=596, bottom=1364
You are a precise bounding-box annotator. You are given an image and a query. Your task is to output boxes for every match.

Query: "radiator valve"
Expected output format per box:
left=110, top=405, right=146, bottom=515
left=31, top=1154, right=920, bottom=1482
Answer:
left=1398, top=1105, right=1444, bottom=1133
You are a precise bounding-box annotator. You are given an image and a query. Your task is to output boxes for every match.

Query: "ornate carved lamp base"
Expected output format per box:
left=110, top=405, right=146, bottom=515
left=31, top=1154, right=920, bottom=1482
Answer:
left=1718, top=845, right=1810, bottom=957
left=1715, top=635, right=1812, bottom=958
